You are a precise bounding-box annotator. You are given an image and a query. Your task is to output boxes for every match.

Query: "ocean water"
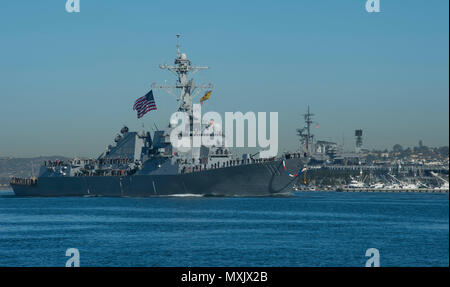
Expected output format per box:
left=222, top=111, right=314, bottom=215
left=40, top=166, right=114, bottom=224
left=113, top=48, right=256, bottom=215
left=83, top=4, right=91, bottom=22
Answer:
left=0, top=190, right=448, bottom=267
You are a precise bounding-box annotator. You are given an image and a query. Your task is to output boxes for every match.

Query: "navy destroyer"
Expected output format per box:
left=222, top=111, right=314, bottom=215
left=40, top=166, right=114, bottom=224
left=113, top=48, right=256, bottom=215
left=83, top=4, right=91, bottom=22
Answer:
left=10, top=36, right=306, bottom=197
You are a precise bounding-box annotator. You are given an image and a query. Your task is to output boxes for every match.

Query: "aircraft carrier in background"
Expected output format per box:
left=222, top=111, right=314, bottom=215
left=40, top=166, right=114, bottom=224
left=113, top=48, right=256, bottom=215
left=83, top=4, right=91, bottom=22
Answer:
left=292, top=106, right=448, bottom=193
left=10, top=36, right=306, bottom=197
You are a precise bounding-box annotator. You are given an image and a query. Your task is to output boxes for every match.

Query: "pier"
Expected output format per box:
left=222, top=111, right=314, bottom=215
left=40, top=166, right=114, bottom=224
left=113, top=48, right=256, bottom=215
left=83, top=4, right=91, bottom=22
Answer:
left=324, top=165, right=449, bottom=173
left=337, top=187, right=448, bottom=193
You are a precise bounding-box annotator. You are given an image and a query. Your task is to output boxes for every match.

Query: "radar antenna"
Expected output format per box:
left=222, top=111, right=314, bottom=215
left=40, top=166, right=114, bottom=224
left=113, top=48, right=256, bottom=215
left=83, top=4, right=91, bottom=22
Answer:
left=152, top=34, right=213, bottom=115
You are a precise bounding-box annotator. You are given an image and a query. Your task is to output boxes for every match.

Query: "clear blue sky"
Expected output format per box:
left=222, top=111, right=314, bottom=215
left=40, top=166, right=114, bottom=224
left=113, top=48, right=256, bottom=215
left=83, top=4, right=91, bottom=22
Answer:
left=0, top=0, right=448, bottom=157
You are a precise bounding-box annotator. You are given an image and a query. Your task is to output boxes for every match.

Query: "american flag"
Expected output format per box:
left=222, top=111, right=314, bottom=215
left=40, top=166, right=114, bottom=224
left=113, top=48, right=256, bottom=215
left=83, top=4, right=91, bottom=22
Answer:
left=133, top=90, right=157, bottom=119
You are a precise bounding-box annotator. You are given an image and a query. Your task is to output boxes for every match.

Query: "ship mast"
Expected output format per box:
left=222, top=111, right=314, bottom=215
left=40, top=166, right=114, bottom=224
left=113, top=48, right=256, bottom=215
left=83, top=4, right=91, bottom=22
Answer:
left=296, top=105, right=315, bottom=155
left=153, top=34, right=213, bottom=115
left=304, top=105, right=314, bottom=154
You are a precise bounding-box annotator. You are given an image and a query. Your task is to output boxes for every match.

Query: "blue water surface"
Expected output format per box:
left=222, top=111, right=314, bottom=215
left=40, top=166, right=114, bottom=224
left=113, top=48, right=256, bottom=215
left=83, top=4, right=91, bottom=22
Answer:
left=0, top=190, right=448, bottom=267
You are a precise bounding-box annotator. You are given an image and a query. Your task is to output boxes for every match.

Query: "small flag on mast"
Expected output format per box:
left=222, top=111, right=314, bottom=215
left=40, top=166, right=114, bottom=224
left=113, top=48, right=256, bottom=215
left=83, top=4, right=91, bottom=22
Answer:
left=200, top=90, right=212, bottom=105
left=133, top=90, right=157, bottom=119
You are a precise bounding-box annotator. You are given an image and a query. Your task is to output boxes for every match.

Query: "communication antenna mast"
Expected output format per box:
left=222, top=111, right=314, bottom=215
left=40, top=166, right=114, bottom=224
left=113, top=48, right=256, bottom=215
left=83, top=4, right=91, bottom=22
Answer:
left=303, top=105, right=314, bottom=155
left=176, top=34, right=181, bottom=58
left=152, top=34, right=213, bottom=115
left=296, top=105, right=318, bottom=156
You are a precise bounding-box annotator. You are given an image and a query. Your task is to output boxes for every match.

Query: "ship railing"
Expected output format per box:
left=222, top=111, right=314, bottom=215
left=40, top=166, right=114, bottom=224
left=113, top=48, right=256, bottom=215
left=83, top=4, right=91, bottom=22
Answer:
left=45, top=158, right=137, bottom=168
left=75, top=169, right=130, bottom=177
left=9, top=177, right=38, bottom=186
left=181, top=153, right=298, bottom=174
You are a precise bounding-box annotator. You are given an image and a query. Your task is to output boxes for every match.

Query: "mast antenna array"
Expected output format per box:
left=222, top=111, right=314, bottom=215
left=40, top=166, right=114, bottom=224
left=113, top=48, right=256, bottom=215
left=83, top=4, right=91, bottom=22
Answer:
left=152, top=34, right=213, bottom=114
left=296, top=105, right=316, bottom=155
left=176, top=34, right=181, bottom=58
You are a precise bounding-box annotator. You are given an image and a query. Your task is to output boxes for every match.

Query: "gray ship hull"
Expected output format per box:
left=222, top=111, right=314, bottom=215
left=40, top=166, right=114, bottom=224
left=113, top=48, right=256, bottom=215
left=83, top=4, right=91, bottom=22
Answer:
left=11, top=158, right=303, bottom=197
